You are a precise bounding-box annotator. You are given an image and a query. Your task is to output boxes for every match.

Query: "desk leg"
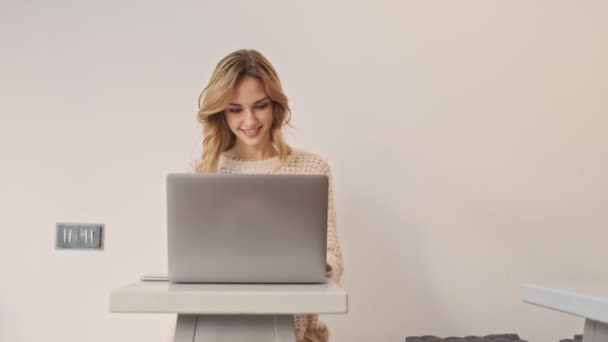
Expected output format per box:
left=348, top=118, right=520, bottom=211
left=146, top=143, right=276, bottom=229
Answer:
left=582, top=319, right=608, bottom=342
left=174, top=314, right=296, bottom=342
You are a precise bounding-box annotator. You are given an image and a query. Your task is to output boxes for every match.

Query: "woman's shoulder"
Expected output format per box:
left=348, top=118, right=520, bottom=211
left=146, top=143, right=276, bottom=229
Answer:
left=286, top=148, right=332, bottom=174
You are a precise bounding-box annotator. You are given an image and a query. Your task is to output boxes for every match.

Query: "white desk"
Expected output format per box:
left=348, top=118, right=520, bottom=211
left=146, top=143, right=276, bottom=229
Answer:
left=522, top=284, right=608, bottom=342
left=110, top=280, right=348, bottom=341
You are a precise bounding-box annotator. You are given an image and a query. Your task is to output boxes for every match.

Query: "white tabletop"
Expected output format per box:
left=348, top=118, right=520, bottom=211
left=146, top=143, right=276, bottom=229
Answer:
left=110, top=280, right=348, bottom=315
left=522, top=284, right=608, bottom=323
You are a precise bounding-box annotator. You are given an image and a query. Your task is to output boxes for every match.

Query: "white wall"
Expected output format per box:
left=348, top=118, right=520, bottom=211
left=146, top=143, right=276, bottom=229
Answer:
left=1, top=1, right=607, bottom=341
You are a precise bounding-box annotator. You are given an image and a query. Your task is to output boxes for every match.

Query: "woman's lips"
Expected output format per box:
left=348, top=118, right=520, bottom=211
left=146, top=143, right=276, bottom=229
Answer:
left=240, top=126, right=262, bottom=137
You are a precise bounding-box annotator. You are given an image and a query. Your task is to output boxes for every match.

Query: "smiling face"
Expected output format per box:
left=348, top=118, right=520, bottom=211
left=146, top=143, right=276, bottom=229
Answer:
left=224, top=75, right=274, bottom=153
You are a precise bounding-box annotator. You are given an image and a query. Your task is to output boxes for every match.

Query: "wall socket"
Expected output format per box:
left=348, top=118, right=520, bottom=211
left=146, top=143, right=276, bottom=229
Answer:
left=56, top=223, right=104, bottom=250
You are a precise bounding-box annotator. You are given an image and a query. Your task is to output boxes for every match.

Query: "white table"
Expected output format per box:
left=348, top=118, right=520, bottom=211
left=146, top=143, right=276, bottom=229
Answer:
left=522, top=284, right=608, bottom=342
left=110, top=280, right=348, bottom=341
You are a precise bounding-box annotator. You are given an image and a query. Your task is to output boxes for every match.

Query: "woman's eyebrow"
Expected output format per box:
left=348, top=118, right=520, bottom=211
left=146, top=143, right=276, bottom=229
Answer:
left=229, top=97, right=269, bottom=107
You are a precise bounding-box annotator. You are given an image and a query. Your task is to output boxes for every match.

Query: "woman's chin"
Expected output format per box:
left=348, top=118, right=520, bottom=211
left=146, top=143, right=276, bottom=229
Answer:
left=237, top=131, right=271, bottom=146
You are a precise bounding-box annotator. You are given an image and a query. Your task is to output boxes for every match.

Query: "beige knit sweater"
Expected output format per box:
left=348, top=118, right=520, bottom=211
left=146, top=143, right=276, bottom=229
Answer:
left=216, top=149, right=344, bottom=342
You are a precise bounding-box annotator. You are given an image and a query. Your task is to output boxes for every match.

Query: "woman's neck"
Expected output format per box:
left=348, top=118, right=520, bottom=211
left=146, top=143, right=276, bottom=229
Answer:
left=227, top=142, right=276, bottom=161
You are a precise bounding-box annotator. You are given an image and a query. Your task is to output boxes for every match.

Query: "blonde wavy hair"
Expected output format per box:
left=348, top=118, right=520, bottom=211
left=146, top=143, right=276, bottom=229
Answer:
left=195, top=49, right=292, bottom=173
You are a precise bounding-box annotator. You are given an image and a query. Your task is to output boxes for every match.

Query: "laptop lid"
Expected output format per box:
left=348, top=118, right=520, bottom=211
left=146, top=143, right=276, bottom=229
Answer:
left=167, top=173, right=328, bottom=284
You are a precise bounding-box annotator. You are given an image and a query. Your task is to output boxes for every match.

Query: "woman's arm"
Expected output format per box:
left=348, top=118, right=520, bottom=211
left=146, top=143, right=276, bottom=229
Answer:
left=323, top=161, right=344, bottom=283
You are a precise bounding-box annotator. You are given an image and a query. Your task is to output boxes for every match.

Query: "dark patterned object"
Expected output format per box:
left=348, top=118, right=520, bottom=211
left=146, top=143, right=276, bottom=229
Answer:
left=559, top=334, right=583, bottom=342
left=406, top=333, right=527, bottom=342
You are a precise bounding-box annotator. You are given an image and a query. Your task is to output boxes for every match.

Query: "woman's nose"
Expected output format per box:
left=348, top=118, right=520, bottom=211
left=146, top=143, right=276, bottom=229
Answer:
left=243, top=109, right=258, bottom=124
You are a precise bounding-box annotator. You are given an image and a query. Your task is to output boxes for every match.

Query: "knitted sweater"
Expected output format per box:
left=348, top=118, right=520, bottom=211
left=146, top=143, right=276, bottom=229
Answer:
left=216, top=149, right=344, bottom=342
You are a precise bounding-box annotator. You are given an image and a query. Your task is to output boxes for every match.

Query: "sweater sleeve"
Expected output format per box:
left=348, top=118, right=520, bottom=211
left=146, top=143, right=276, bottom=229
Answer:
left=322, top=161, right=344, bottom=283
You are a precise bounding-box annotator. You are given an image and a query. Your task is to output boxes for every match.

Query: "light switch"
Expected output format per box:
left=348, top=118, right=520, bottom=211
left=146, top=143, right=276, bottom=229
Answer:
left=78, top=224, right=103, bottom=249
left=56, top=223, right=79, bottom=249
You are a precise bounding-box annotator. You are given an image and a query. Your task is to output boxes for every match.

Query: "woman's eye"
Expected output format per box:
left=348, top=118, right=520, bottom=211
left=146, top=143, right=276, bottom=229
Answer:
left=227, top=103, right=269, bottom=113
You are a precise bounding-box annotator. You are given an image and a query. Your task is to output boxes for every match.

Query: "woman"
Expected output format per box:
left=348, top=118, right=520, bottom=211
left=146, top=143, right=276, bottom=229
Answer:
left=195, top=49, right=344, bottom=342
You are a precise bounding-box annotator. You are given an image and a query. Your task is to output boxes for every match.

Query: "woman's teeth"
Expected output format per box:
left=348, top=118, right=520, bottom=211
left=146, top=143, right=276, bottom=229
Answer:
left=241, top=126, right=261, bottom=137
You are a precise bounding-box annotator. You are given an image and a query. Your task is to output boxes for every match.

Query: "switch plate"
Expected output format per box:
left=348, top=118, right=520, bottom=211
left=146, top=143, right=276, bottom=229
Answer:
left=56, top=223, right=104, bottom=250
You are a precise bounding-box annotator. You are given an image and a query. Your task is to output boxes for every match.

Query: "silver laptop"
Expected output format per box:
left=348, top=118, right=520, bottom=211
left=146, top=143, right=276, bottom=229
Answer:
left=167, top=173, right=328, bottom=284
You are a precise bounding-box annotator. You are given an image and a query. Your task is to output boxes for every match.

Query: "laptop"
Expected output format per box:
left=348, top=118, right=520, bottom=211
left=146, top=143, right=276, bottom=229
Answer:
left=166, top=173, right=328, bottom=284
